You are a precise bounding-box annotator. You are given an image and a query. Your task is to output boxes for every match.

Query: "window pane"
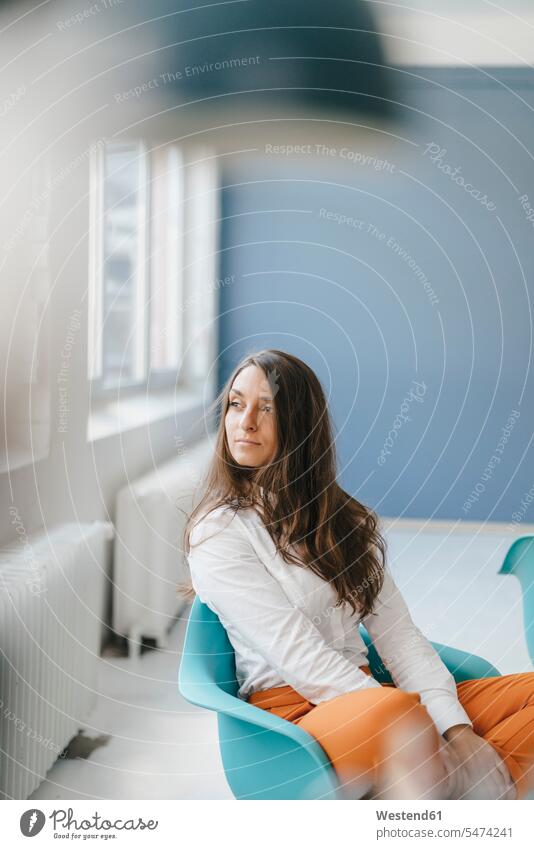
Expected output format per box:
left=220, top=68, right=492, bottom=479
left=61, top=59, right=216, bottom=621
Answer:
left=101, top=141, right=148, bottom=388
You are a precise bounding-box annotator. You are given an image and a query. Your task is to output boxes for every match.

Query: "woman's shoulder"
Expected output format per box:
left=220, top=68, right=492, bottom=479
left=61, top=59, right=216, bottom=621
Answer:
left=188, top=501, right=269, bottom=549
left=188, top=503, right=242, bottom=547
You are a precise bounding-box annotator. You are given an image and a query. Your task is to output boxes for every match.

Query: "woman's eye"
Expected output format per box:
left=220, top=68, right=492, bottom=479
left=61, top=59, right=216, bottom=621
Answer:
left=229, top=400, right=271, bottom=411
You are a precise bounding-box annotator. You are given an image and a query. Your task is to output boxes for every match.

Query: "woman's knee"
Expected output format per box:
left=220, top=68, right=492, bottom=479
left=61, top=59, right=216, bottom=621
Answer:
left=494, top=671, right=534, bottom=704
left=298, top=686, right=430, bottom=742
left=323, top=688, right=431, bottom=742
left=373, top=688, right=428, bottom=727
left=509, top=671, right=534, bottom=705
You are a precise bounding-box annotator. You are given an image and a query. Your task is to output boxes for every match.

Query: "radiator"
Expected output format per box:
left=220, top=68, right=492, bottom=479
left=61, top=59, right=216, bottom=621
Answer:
left=0, top=520, right=114, bottom=800
left=113, top=438, right=213, bottom=655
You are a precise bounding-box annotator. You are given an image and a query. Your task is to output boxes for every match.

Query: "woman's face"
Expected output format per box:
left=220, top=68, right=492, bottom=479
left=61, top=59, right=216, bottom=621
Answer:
left=225, top=365, right=278, bottom=467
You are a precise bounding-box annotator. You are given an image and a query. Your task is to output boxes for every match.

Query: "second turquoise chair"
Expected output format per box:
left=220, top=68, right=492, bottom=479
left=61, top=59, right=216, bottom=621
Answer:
left=178, top=596, right=501, bottom=800
left=498, top=534, right=534, bottom=666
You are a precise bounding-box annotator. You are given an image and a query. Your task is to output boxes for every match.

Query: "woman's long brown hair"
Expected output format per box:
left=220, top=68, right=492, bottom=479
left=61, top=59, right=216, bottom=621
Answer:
left=179, top=349, right=386, bottom=619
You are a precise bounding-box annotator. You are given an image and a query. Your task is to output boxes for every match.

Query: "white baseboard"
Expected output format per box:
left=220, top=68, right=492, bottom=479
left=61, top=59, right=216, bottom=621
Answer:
left=379, top=516, right=534, bottom=536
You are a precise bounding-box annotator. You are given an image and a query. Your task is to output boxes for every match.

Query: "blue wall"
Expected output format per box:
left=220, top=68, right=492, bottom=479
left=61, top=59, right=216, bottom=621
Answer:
left=217, top=69, right=534, bottom=523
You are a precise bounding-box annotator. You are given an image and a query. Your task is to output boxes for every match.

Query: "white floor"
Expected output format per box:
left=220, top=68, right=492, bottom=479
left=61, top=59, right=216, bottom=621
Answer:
left=381, top=520, right=532, bottom=676
left=29, top=521, right=532, bottom=800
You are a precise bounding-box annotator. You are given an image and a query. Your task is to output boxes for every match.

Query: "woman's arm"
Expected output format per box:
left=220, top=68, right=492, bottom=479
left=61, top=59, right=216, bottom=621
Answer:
left=361, top=569, right=473, bottom=736
left=187, top=509, right=382, bottom=704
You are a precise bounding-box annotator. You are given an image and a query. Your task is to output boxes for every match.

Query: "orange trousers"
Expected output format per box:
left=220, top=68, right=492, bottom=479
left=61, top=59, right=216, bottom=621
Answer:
left=247, top=667, right=534, bottom=799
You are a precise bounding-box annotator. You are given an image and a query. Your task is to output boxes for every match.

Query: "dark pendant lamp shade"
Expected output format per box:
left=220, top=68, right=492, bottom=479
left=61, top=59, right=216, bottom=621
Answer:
left=110, top=0, right=396, bottom=147
left=1, top=0, right=396, bottom=156
left=141, top=1, right=391, bottom=114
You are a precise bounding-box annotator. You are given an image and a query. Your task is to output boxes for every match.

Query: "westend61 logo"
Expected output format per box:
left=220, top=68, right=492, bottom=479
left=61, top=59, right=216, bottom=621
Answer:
left=20, top=807, right=159, bottom=838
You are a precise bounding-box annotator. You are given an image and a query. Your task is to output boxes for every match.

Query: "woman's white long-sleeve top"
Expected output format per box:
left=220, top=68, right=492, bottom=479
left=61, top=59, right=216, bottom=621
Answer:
left=186, top=504, right=472, bottom=736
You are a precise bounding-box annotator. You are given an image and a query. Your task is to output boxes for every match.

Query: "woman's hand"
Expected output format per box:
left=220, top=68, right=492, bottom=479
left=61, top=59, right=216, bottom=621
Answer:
left=442, top=724, right=516, bottom=799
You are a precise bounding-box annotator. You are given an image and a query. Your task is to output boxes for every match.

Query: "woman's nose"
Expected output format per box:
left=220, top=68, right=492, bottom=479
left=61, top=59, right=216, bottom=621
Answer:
left=241, top=407, right=258, bottom=429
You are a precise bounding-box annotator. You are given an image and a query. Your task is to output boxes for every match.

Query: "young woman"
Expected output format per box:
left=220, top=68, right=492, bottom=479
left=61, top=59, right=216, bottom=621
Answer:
left=183, top=349, right=534, bottom=799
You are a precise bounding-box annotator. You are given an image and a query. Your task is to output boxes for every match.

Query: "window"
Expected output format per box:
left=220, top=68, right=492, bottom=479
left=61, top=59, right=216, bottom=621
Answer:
left=88, top=139, right=219, bottom=400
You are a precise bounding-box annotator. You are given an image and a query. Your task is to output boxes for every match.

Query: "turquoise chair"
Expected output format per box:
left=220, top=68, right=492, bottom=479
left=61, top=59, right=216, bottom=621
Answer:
left=179, top=596, right=501, bottom=800
left=498, top=535, right=534, bottom=666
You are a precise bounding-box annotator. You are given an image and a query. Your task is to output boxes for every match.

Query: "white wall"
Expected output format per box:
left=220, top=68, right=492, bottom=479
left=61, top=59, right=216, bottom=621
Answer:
left=0, top=144, right=210, bottom=647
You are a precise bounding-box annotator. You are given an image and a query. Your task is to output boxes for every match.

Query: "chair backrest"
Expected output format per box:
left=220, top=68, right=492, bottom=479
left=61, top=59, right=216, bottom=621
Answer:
left=179, top=594, right=239, bottom=699
left=358, top=625, right=501, bottom=683
left=178, top=597, right=341, bottom=799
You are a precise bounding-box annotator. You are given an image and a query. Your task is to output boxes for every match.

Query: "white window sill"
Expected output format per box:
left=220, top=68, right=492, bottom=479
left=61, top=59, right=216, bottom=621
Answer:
left=87, top=387, right=206, bottom=443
